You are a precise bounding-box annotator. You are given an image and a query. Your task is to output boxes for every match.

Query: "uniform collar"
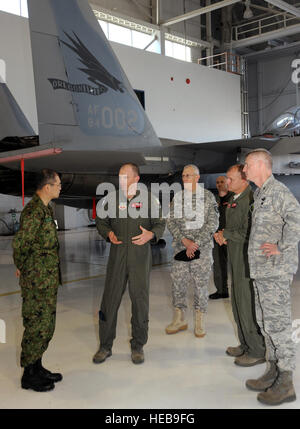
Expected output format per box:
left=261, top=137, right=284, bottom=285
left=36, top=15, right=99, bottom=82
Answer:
left=233, top=184, right=252, bottom=201
left=33, top=193, right=51, bottom=211
left=257, top=174, right=274, bottom=196
left=260, top=174, right=274, bottom=191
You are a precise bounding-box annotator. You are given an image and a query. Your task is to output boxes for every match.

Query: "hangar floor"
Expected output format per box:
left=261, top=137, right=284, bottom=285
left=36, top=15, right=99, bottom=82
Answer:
left=0, top=227, right=299, bottom=410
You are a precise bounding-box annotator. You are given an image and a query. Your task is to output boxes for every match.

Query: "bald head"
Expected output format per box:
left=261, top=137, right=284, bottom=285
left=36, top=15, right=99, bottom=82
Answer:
left=216, top=175, right=228, bottom=196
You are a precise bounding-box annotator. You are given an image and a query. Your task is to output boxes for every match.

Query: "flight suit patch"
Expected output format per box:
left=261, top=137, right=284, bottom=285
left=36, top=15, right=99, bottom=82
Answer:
left=131, top=202, right=142, bottom=208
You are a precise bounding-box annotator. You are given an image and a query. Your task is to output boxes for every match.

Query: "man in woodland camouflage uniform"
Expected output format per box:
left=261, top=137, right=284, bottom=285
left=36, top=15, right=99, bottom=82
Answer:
left=166, top=165, right=219, bottom=337
left=243, top=149, right=300, bottom=405
left=12, top=169, right=62, bottom=392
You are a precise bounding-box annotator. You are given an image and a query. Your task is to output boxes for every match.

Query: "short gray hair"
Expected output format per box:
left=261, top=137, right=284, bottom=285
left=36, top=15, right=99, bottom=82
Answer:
left=245, top=148, right=273, bottom=169
left=183, top=164, right=200, bottom=175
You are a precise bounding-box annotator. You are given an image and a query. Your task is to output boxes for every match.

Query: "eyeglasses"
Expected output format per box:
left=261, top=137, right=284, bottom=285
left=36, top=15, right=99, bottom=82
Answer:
left=182, top=174, right=196, bottom=179
left=48, top=182, right=62, bottom=188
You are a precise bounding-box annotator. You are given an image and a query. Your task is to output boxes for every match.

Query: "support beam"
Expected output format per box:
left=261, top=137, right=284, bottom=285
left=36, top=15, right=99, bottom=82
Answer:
left=264, top=0, right=300, bottom=19
left=156, top=0, right=160, bottom=25
left=160, top=0, right=240, bottom=26
left=143, top=34, right=158, bottom=50
left=21, top=158, right=24, bottom=207
left=232, top=23, right=300, bottom=48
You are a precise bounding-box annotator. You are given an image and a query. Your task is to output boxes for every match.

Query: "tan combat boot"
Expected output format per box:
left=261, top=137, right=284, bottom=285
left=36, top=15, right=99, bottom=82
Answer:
left=194, top=310, right=206, bottom=338
left=257, top=370, right=297, bottom=405
left=165, top=308, right=188, bottom=334
left=246, top=361, right=278, bottom=391
left=226, top=345, right=244, bottom=357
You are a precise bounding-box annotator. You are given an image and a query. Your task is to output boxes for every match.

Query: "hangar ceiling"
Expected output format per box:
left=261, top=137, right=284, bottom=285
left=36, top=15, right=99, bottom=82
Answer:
left=89, top=0, right=300, bottom=56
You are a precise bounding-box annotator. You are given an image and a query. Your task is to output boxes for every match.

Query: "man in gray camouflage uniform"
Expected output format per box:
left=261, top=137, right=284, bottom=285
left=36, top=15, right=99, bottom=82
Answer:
left=166, top=165, right=219, bottom=337
left=243, top=149, right=300, bottom=406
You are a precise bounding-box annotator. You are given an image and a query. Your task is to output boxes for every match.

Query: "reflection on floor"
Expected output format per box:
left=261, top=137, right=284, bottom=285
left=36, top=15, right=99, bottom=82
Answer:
left=0, top=227, right=299, bottom=409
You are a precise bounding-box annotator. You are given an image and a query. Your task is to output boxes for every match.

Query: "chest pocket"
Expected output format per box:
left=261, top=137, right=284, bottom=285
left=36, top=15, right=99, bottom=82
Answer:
left=253, top=196, right=273, bottom=222
left=39, top=216, right=58, bottom=249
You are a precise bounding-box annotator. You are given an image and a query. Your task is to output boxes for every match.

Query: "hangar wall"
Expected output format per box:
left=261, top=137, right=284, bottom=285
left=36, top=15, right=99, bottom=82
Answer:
left=248, top=48, right=299, bottom=136
left=112, top=41, right=241, bottom=143
left=91, top=0, right=205, bottom=40
left=91, top=0, right=154, bottom=23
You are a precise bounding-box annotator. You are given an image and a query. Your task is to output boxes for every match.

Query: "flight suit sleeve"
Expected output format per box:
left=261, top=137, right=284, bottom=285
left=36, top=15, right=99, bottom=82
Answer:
left=12, top=207, right=43, bottom=271
left=273, top=190, right=300, bottom=254
left=193, top=191, right=219, bottom=247
left=149, top=195, right=166, bottom=243
left=96, top=215, right=112, bottom=241
left=223, top=202, right=251, bottom=243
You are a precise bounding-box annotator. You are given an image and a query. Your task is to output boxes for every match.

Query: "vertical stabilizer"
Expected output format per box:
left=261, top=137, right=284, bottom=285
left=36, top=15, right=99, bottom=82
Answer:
left=27, top=0, right=160, bottom=150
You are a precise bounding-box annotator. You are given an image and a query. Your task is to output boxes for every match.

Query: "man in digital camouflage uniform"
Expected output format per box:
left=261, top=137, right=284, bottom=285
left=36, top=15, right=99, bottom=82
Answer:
left=215, top=165, right=266, bottom=367
left=243, top=149, right=300, bottom=405
left=93, top=163, right=165, bottom=365
left=12, top=169, right=62, bottom=392
left=166, top=165, right=219, bottom=337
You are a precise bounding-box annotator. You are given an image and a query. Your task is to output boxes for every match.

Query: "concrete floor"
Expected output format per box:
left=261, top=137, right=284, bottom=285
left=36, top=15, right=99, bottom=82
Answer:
left=0, top=227, right=299, bottom=409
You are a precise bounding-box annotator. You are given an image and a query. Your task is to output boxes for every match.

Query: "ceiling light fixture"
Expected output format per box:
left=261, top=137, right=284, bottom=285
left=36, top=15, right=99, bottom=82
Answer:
left=243, top=0, right=254, bottom=19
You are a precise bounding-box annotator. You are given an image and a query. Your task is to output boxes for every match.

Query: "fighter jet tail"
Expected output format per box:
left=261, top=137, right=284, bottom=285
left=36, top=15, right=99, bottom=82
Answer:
left=27, top=0, right=160, bottom=151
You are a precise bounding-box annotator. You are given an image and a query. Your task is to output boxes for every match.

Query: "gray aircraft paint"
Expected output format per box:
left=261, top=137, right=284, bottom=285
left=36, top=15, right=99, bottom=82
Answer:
left=27, top=0, right=160, bottom=151
left=0, top=79, right=35, bottom=141
left=0, top=0, right=300, bottom=206
left=50, top=0, right=145, bottom=137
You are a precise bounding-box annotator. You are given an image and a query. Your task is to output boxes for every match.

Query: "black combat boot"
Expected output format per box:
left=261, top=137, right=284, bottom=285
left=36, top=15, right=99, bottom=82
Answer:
left=21, top=361, right=55, bottom=392
left=36, top=358, right=63, bottom=382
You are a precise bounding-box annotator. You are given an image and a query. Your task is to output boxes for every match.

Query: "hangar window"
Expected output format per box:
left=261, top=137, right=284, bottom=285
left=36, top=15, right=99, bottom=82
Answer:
left=0, top=0, right=28, bottom=17
left=98, top=19, right=160, bottom=54
left=99, top=20, right=109, bottom=38
left=108, top=22, right=132, bottom=47
left=132, top=30, right=160, bottom=53
left=0, top=59, right=6, bottom=82
left=165, top=40, right=191, bottom=62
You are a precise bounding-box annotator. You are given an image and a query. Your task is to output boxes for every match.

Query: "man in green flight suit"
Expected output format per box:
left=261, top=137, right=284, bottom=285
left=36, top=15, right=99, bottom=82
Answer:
left=93, top=163, right=166, bottom=365
left=215, top=164, right=266, bottom=367
left=209, top=176, right=233, bottom=300
left=12, top=169, right=62, bottom=392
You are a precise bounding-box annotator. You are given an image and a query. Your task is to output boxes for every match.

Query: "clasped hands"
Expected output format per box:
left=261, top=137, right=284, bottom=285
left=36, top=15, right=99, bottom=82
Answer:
left=214, top=230, right=227, bottom=246
left=108, top=226, right=154, bottom=246
left=181, top=238, right=199, bottom=259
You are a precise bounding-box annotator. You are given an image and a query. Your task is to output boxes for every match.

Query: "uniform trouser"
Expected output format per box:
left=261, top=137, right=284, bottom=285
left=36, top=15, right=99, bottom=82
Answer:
left=253, top=276, right=296, bottom=371
left=228, top=246, right=265, bottom=358
left=170, top=249, right=213, bottom=313
left=213, top=242, right=228, bottom=294
left=99, top=258, right=150, bottom=351
left=20, top=281, right=58, bottom=368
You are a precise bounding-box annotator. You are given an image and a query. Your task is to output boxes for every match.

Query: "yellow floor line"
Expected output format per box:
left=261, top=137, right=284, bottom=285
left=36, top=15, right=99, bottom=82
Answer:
left=0, top=261, right=170, bottom=298
left=0, top=290, right=20, bottom=297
